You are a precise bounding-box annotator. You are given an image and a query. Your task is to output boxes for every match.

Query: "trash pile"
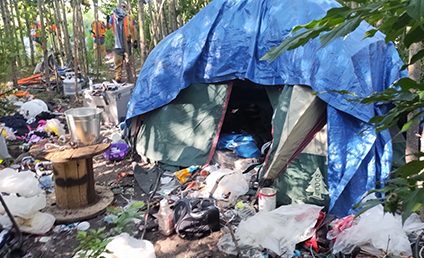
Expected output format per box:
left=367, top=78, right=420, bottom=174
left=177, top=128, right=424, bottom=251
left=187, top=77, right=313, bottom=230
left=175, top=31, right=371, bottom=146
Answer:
left=0, top=95, right=68, bottom=160
left=132, top=160, right=424, bottom=258
left=0, top=168, right=55, bottom=235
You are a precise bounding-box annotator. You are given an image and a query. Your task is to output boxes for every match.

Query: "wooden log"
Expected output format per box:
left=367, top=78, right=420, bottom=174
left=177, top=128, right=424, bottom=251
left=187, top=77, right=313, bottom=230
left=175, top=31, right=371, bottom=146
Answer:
left=52, top=158, right=96, bottom=209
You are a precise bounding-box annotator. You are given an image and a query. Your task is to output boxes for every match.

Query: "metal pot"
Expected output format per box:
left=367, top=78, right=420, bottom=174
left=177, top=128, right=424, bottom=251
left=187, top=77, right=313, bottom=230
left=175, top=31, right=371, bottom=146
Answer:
left=64, top=107, right=103, bottom=146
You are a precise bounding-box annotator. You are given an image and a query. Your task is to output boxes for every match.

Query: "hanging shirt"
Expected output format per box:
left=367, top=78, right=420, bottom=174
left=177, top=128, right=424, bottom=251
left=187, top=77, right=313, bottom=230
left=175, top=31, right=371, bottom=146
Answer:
left=109, top=14, right=136, bottom=42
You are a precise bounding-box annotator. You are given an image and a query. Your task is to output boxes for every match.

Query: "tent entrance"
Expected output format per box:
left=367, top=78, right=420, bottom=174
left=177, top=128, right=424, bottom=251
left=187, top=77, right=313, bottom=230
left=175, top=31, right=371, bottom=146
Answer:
left=218, top=80, right=274, bottom=157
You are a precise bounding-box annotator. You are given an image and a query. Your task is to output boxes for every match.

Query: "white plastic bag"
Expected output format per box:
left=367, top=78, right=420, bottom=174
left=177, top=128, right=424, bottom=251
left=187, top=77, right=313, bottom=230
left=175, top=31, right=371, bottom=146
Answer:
left=45, top=119, right=66, bottom=136
left=218, top=233, right=238, bottom=256
left=333, top=203, right=415, bottom=256
left=205, top=168, right=249, bottom=201
left=0, top=168, right=42, bottom=197
left=235, top=203, right=323, bottom=257
left=0, top=212, right=55, bottom=234
left=0, top=193, right=46, bottom=219
left=19, top=99, right=48, bottom=119
left=101, top=233, right=156, bottom=258
left=403, top=213, right=424, bottom=235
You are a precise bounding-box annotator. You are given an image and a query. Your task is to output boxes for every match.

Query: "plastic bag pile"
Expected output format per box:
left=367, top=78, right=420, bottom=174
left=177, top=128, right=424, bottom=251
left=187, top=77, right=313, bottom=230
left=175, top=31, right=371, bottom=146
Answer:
left=0, top=168, right=55, bottom=234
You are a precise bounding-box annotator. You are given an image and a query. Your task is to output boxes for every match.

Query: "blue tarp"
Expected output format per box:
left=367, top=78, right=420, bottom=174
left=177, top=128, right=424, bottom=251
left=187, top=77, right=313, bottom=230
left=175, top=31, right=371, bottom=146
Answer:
left=127, top=0, right=406, bottom=216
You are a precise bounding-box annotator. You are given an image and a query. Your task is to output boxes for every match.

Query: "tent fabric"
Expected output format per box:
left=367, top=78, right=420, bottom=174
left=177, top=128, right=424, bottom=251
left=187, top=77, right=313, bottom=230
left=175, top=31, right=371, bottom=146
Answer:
left=264, top=85, right=327, bottom=180
left=127, top=0, right=406, bottom=216
left=135, top=83, right=230, bottom=169
left=272, top=127, right=329, bottom=210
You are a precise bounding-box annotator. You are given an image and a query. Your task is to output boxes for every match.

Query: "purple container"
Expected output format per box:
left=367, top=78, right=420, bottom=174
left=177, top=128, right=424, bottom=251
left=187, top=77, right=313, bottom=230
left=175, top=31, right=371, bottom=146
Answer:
left=103, top=143, right=129, bottom=161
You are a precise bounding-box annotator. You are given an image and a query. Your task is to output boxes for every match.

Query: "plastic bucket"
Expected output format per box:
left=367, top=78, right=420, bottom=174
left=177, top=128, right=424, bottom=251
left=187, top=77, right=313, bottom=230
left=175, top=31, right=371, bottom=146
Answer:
left=258, top=187, right=276, bottom=212
left=65, top=107, right=102, bottom=146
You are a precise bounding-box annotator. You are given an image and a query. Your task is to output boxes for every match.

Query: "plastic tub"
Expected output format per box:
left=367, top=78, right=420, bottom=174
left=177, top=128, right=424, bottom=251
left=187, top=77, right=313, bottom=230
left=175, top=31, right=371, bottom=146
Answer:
left=103, top=143, right=129, bottom=161
left=64, top=107, right=102, bottom=146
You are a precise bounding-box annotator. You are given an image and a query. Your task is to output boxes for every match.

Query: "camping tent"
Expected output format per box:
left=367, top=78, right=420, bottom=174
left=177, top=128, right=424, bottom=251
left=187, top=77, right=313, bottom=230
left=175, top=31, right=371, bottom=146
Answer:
left=126, top=0, right=406, bottom=216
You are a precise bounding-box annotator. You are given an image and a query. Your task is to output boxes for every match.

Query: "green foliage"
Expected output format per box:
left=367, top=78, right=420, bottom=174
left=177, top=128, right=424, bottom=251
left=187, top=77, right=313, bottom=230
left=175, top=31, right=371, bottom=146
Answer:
left=74, top=227, right=112, bottom=258
left=106, top=201, right=145, bottom=236
left=177, top=0, right=213, bottom=24
left=0, top=97, right=15, bottom=117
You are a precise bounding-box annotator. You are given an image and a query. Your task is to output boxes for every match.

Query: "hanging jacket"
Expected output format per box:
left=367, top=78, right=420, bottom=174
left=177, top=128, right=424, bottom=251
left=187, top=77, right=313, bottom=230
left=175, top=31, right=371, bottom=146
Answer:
left=91, top=20, right=106, bottom=38
left=111, top=11, right=134, bottom=42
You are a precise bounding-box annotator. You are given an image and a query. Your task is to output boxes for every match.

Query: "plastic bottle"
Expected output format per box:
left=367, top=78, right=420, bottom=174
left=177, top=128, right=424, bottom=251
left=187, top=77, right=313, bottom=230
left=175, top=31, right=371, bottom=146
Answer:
left=157, top=199, right=174, bottom=236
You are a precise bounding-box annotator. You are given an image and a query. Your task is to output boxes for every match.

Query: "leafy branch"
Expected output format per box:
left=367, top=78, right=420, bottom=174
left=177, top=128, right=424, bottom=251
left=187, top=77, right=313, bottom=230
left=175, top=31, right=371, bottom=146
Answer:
left=74, top=227, right=112, bottom=258
left=106, top=201, right=145, bottom=236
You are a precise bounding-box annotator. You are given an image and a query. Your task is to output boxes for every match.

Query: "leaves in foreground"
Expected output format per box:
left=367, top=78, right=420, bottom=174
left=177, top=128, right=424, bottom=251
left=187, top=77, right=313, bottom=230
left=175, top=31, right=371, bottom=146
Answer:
left=74, top=227, right=112, bottom=258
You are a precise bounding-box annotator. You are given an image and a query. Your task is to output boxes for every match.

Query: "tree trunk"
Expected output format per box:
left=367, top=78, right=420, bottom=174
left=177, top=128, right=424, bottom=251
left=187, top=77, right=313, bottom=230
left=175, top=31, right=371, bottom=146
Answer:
left=78, top=4, right=89, bottom=75
left=24, top=8, right=36, bottom=66
left=44, top=3, right=61, bottom=93
left=126, top=0, right=137, bottom=79
left=168, top=0, right=178, bottom=33
left=406, top=42, right=422, bottom=163
left=52, top=0, right=64, bottom=66
left=60, top=0, right=73, bottom=64
left=148, top=1, right=158, bottom=47
left=160, top=0, right=168, bottom=37
left=138, top=0, right=148, bottom=67
left=45, top=5, right=56, bottom=54
left=50, top=0, right=64, bottom=67
left=76, top=3, right=88, bottom=76
left=0, top=28, right=3, bottom=57
left=72, top=0, right=79, bottom=99
left=94, top=0, right=101, bottom=76
left=13, top=0, right=29, bottom=67
left=38, top=0, right=50, bottom=90
left=8, top=0, right=22, bottom=70
left=154, top=0, right=164, bottom=41
left=175, top=0, right=183, bottom=28
left=0, top=0, right=17, bottom=86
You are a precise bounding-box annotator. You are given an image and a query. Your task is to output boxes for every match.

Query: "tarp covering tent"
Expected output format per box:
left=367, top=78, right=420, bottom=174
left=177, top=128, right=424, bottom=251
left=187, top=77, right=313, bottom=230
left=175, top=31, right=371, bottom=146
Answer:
left=126, top=0, right=406, bottom=216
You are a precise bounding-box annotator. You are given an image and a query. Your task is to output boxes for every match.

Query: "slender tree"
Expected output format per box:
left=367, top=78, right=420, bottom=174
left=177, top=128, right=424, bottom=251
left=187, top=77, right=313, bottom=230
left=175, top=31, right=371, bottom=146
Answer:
left=44, top=2, right=61, bottom=93
left=153, top=0, right=164, bottom=40
left=60, top=0, right=72, bottom=64
left=1, top=0, right=18, bottom=86
left=52, top=0, right=62, bottom=59
left=148, top=1, right=158, bottom=47
left=37, top=0, right=50, bottom=90
left=126, top=0, right=136, bottom=78
left=168, top=0, right=178, bottom=33
left=72, top=0, right=79, bottom=98
left=94, top=0, right=102, bottom=75
left=76, top=2, right=88, bottom=76
left=137, top=0, right=147, bottom=66
left=23, top=4, right=35, bottom=66
left=13, top=0, right=29, bottom=67
left=406, top=40, right=422, bottom=163
left=160, top=0, right=168, bottom=37
left=8, top=0, right=22, bottom=70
